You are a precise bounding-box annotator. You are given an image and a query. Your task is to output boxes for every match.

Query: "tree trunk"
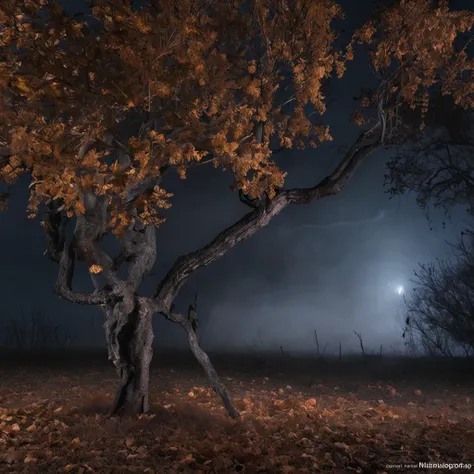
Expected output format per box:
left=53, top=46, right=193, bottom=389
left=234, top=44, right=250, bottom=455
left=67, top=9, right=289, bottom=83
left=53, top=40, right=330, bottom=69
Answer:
left=106, top=302, right=154, bottom=416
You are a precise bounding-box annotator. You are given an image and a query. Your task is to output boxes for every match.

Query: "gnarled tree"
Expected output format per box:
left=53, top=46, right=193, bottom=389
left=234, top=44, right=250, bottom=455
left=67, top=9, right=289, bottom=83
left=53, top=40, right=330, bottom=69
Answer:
left=0, top=0, right=472, bottom=416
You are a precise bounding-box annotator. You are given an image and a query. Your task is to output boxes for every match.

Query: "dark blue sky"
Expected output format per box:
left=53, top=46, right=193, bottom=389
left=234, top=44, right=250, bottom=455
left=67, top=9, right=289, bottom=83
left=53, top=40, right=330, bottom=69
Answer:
left=0, top=0, right=471, bottom=353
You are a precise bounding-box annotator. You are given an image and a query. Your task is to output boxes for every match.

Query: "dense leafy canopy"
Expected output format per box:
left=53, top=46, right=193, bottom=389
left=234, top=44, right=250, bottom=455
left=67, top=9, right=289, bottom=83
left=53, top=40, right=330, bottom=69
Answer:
left=0, top=0, right=472, bottom=234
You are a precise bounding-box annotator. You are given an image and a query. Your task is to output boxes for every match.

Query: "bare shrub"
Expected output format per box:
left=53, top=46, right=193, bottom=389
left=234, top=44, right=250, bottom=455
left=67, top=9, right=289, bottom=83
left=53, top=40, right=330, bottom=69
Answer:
left=403, top=231, right=474, bottom=357
left=0, top=309, right=71, bottom=350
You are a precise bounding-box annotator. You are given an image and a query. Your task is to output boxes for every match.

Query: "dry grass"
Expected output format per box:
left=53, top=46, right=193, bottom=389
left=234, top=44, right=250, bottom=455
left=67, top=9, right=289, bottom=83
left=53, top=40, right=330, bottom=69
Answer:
left=0, top=350, right=473, bottom=473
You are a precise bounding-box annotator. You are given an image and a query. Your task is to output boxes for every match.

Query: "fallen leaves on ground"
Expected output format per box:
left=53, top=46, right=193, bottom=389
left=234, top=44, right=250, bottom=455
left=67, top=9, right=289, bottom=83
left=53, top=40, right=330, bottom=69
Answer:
left=0, top=360, right=472, bottom=473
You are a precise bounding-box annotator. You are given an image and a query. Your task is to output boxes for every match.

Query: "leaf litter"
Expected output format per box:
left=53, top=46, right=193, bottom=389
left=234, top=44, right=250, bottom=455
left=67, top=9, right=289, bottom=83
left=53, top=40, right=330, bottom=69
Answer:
left=0, top=356, right=472, bottom=473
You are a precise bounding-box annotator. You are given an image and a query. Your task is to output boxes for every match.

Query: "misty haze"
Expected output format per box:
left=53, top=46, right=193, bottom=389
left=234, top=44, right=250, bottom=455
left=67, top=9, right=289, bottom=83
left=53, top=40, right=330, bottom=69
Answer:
left=0, top=0, right=473, bottom=472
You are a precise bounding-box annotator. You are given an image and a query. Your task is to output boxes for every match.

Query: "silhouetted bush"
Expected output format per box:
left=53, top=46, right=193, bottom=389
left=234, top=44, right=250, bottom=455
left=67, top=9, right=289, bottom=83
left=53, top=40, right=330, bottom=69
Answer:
left=0, top=309, right=71, bottom=350
left=403, top=231, right=474, bottom=357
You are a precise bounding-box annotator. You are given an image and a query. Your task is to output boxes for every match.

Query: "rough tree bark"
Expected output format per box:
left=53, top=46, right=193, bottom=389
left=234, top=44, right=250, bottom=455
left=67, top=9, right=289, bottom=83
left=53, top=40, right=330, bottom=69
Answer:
left=166, top=295, right=240, bottom=418
left=99, top=218, right=157, bottom=416
left=44, top=123, right=383, bottom=418
left=46, top=190, right=159, bottom=416
left=107, top=299, right=154, bottom=416
left=152, top=127, right=382, bottom=418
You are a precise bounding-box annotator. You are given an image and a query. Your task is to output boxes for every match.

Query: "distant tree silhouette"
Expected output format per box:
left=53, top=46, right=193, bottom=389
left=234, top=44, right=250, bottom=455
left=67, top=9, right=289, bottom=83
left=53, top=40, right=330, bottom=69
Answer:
left=386, top=95, right=474, bottom=220
left=403, top=232, right=474, bottom=357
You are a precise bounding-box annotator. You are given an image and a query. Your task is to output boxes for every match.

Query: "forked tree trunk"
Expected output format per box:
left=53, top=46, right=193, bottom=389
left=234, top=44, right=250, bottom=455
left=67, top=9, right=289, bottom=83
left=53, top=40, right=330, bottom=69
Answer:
left=106, top=303, right=154, bottom=416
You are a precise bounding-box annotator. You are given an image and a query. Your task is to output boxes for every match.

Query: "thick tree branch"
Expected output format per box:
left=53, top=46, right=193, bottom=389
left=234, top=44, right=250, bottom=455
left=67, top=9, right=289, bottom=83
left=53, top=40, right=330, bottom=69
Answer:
left=285, top=140, right=381, bottom=204
left=44, top=191, right=129, bottom=304
left=329, top=123, right=382, bottom=182
left=154, top=194, right=288, bottom=308
left=125, top=222, right=157, bottom=290
left=124, top=175, right=158, bottom=205
left=42, top=199, right=121, bottom=305
left=73, top=194, right=123, bottom=288
left=54, top=240, right=112, bottom=305
left=154, top=129, right=382, bottom=309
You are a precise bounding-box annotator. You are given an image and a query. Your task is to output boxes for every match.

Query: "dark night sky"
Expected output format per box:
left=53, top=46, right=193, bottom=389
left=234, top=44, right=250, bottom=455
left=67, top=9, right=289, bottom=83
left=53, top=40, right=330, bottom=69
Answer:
left=0, top=0, right=471, bottom=354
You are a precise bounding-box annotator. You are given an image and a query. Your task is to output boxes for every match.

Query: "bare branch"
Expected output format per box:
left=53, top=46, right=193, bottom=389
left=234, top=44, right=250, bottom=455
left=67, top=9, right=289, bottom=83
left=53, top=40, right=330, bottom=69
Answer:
left=154, top=129, right=382, bottom=309
left=285, top=131, right=381, bottom=205
left=156, top=299, right=239, bottom=418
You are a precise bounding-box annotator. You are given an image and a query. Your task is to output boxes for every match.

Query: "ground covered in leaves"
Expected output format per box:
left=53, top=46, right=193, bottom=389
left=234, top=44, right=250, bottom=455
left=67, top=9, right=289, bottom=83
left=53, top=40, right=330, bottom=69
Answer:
left=0, top=350, right=473, bottom=473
